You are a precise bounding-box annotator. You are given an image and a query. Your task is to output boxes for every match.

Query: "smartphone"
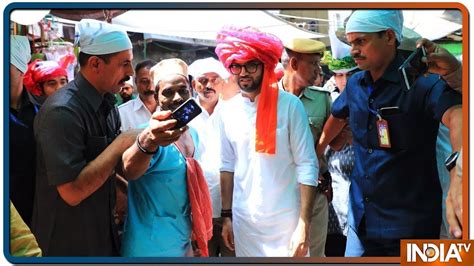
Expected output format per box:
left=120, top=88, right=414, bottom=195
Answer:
left=170, top=98, right=202, bottom=130
left=399, top=47, right=428, bottom=90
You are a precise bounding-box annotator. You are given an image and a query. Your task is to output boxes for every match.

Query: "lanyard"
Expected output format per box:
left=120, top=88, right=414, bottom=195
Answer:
left=10, top=104, right=39, bottom=128
left=367, top=85, right=382, bottom=120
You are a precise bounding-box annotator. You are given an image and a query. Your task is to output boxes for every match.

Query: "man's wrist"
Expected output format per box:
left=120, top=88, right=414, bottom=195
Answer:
left=221, top=209, right=232, bottom=219
left=442, top=62, right=462, bottom=92
left=136, top=133, right=159, bottom=155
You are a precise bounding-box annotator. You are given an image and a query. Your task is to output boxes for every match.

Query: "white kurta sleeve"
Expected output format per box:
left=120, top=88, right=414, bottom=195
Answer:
left=288, top=97, right=319, bottom=187
left=218, top=109, right=235, bottom=172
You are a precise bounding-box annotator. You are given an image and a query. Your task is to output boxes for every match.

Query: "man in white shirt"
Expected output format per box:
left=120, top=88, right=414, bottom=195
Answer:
left=188, top=57, right=234, bottom=257
left=118, top=59, right=157, bottom=130
left=281, top=38, right=331, bottom=257
left=215, top=26, right=319, bottom=257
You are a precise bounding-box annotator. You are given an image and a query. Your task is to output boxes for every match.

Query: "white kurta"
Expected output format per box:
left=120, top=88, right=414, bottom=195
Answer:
left=118, top=97, right=153, bottom=130
left=218, top=90, right=318, bottom=257
left=189, top=98, right=222, bottom=218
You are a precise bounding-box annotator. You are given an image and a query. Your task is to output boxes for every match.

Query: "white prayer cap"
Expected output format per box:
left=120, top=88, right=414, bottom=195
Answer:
left=11, top=35, right=31, bottom=73
left=75, top=19, right=132, bottom=55
left=124, top=76, right=134, bottom=87
left=188, top=57, right=229, bottom=79
left=151, top=58, right=189, bottom=87
left=346, top=10, right=404, bottom=44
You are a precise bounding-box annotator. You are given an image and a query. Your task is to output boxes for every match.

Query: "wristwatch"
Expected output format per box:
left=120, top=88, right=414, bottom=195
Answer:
left=445, top=151, right=460, bottom=172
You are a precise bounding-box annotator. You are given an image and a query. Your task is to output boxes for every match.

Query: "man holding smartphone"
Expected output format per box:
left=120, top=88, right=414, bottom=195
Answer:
left=417, top=38, right=463, bottom=239
left=320, top=10, right=462, bottom=256
left=120, top=58, right=211, bottom=257
left=215, top=26, right=319, bottom=257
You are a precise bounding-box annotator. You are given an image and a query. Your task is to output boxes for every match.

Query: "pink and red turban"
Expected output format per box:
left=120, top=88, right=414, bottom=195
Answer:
left=23, top=59, right=69, bottom=96
left=215, top=26, right=283, bottom=154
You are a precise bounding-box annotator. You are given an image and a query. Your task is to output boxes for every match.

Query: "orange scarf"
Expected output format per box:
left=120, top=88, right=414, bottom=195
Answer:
left=185, top=157, right=213, bottom=257
left=175, top=141, right=213, bottom=257
left=215, top=26, right=283, bottom=154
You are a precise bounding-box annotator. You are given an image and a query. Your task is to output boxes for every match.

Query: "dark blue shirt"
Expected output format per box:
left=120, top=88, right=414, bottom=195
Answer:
left=332, top=53, right=462, bottom=239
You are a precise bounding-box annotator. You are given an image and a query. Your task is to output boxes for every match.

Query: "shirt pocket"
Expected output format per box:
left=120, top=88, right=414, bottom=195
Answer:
left=85, top=136, right=107, bottom=162
left=383, top=112, right=414, bottom=151
left=308, top=116, right=326, bottom=142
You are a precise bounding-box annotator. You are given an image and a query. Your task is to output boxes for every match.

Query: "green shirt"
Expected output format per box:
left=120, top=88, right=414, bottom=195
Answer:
left=299, top=86, right=332, bottom=173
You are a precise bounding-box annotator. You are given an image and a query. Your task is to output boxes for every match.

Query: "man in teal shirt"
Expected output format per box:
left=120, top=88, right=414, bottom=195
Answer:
left=280, top=38, right=331, bottom=257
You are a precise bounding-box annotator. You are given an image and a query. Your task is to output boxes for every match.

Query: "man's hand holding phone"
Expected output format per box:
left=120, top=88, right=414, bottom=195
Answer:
left=416, top=38, right=461, bottom=77
left=399, top=47, right=428, bottom=90
left=139, top=110, right=187, bottom=151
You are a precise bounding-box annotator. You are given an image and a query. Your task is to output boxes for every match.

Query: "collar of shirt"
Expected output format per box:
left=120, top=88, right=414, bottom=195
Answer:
left=194, top=96, right=222, bottom=119
left=74, top=72, right=105, bottom=113
left=300, top=86, right=327, bottom=100
left=361, top=52, right=405, bottom=89
left=133, top=96, right=150, bottom=113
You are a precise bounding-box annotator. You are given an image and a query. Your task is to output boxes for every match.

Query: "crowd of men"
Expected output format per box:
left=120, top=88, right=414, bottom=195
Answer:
left=9, top=9, right=463, bottom=258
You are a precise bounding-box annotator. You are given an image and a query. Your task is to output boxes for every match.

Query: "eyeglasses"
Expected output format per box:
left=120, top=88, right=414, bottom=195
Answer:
left=229, top=61, right=262, bottom=75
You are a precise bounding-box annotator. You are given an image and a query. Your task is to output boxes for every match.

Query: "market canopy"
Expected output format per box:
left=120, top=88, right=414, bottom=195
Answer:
left=111, top=10, right=326, bottom=46
left=11, top=9, right=462, bottom=47
left=402, top=10, right=462, bottom=41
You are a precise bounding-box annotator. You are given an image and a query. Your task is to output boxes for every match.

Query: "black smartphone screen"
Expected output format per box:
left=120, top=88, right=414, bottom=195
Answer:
left=170, top=98, right=202, bottom=130
left=399, top=47, right=428, bottom=90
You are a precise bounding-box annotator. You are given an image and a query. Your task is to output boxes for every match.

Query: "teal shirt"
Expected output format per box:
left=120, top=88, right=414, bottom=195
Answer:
left=121, top=128, right=199, bottom=257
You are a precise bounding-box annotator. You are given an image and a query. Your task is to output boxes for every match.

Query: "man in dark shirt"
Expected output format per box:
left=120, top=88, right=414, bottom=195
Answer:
left=9, top=35, right=35, bottom=226
left=320, top=10, right=462, bottom=256
left=417, top=38, right=463, bottom=239
left=32, top=19, right=136, bottom=256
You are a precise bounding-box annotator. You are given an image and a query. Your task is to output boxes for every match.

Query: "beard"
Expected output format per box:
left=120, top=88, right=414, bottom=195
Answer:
left=120, top=94, right=132, bottom=102
left=238, top=75, right=263, bottom=93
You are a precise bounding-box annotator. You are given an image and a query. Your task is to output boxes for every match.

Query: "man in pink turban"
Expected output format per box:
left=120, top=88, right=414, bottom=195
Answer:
left=215, top=26, right=319, bottom=257
left=23, top=59, right=69, bottom=98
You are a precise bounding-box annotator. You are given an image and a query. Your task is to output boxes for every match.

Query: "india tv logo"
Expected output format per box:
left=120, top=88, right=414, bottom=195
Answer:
left=401, top=240, right=474, bottom=265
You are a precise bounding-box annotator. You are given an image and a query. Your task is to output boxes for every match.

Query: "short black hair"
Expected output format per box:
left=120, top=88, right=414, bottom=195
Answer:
left=135, top=59, right=157, bottom=74
left=377, top=30, right=400, bottom=47
left=78, top=51, right=119, bottom=67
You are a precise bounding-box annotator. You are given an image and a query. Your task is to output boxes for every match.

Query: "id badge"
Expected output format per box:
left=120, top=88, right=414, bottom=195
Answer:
left=376, top=118, right=391, bottom=148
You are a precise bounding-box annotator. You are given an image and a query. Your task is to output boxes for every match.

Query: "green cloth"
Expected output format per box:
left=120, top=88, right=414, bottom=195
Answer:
left=322, top=51, right=357, bottom=72
left=299, top=86, right=332, bottom=173
left=439, top=42, right=462, bottom=57
left=114, top=93, right=137, bottom=106
left=10, top=201, right=42, bottom=257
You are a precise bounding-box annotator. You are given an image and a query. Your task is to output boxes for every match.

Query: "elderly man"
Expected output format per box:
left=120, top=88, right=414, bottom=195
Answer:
left=10, top=36, right=35, bottom=227
left=280, top=38, right=331, bottom=257
left=319, top=10, right=462, bottom=256
left=118, top=59, right=157, bottom=130
left=121, top=58, right=211, bottom=257
left=32, top=19, right=137, bottom=256
left=188, top=57, right=235, bottom=257
left=215, top=26, right=318, bottom=257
